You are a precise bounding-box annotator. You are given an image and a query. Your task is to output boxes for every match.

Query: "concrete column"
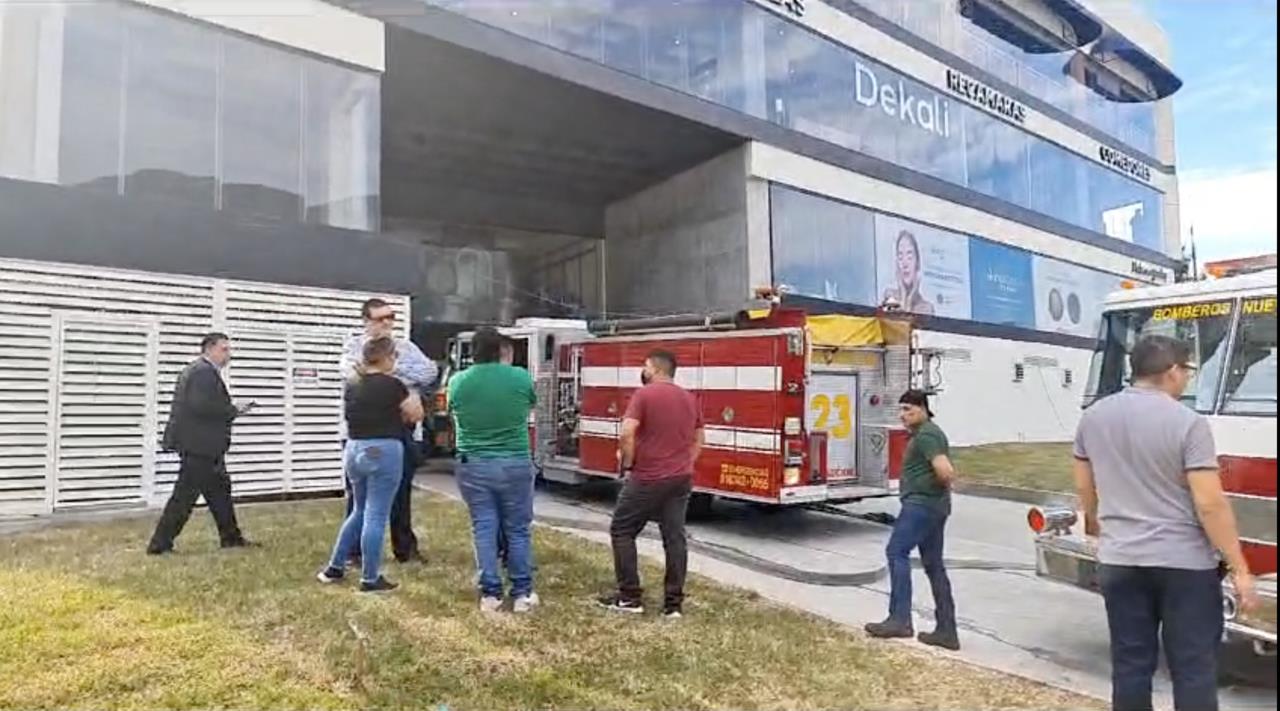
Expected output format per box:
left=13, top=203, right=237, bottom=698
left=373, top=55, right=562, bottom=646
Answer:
left=604, top=147, right=752, bottom=316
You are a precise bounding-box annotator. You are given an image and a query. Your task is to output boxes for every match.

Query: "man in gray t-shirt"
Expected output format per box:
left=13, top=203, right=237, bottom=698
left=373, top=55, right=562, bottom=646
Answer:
left=1073, top=335, right=1257, bottom=711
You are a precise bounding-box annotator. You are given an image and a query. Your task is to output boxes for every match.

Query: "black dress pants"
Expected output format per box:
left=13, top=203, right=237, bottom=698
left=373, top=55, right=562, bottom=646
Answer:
left=149, top=453, right=244, bottom=551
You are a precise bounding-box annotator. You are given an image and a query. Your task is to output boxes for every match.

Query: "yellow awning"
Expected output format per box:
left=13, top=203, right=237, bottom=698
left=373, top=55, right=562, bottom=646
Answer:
left=808, top=315, right=885, bottom=348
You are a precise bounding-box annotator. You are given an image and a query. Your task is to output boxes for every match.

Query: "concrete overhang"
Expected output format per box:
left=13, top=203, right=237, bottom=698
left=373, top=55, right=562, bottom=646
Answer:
left=959, top=0, right=1103, bottom=53
left=381, top=24, right=744, bottom=238
left=1085, top=31, right=1183, bottom=100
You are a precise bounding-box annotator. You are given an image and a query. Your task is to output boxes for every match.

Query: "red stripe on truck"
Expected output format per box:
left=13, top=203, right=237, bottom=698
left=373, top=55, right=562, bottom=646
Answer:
left=581, top=335, right=786, bottom=367
left=1243, top=540, right=1277, bottom=576
left=580, top=388, right=780, bottom=431
left=1219, top=455, right=1277, bottom=498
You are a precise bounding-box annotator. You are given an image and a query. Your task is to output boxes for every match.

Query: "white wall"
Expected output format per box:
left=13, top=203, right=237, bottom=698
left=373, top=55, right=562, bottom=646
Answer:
left=918, top=330, right=1092, bottom=446
left=128, top=0, right=384, bottom=71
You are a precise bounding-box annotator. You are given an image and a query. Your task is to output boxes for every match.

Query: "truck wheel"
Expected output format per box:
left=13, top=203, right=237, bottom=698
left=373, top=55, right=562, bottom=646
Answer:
left=687, top=493, right=714, bottom=520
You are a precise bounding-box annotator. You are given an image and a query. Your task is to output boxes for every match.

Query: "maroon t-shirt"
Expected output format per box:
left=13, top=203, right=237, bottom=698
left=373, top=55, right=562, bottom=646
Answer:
left=624, top=381, right=703, bottom=482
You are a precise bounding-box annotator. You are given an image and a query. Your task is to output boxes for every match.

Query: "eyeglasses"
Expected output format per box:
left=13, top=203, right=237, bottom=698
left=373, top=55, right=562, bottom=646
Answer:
left=1177, top=362, right=1199, bottom=373
left=368, top=313, right=396, bottom=324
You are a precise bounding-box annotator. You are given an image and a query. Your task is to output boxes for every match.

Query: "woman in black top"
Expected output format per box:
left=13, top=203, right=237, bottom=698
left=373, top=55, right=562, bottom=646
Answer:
left=318, top=337, right=423, bottom=592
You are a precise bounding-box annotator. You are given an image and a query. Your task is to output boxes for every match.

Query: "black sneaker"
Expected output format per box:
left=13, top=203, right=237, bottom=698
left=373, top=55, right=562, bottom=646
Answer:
left=316, top=567, right=345, bottom=584
left=864, top=619, right=914, bottom=639
left=917, top=629, right=961, bottom=651
left=359, top=576, right=398, bottom=593
left=597, top=594, right=644, bottom=614
left=662, top=606, right=683, bottom=620
left=146, top=544, right=173, bottom=556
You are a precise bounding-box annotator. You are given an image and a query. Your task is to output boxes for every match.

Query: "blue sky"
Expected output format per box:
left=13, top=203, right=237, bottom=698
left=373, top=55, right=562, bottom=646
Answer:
left=1141, top=0, right=1277, bottom=262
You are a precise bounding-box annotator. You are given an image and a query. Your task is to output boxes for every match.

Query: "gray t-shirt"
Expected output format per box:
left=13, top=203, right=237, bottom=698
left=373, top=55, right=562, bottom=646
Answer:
left=1073, top=386, right=1220, bottom=570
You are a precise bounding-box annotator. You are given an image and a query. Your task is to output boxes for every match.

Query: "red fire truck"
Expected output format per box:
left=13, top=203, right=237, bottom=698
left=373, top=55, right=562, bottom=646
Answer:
left=440, top=305, right=931, bottom=510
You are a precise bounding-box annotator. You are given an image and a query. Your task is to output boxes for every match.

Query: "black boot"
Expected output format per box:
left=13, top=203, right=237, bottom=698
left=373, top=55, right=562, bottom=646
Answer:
left=864, top=619, right=914, bottom=639
left=917, top=629, right=961, bottom=651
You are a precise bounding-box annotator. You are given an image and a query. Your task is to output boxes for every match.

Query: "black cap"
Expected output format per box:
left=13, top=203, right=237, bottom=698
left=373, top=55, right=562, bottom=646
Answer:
left=899, top=389, right=934, bottom=418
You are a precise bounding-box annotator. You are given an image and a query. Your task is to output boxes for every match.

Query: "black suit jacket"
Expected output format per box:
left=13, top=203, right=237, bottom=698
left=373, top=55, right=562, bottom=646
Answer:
left=161, top=358, right=238, bottom=458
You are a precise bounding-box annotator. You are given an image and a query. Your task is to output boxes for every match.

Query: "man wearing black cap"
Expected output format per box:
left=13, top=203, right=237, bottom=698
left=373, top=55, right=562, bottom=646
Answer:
left=865, top=389, right=959, bottom=650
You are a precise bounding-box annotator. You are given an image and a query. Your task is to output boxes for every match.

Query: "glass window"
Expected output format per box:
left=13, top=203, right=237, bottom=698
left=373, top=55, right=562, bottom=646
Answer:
left=122, top=10, right=217, bottom=207
left=1088, top=302, right=1235, bottom=412
left=304, top=60, right=380, bottom=231
left=546, top=0, right=606, bottom=65
left=221, top=36, right=303, bottom=221
left=1029, top=140, right=1090, bottom=229
left=423, top=0, right=1165, bottom=249
left=770, top=185, right=876, bottom=306
left=685, top=1, right=741, bottom=106
left=0, top=4, right=64, bottom=183
left=645, top=9, right=689, bottom=93
left=1222, top=300, right=1278, bottom=416
left=964, top=106, right=1029, bottom=207
left=765, top=17, right=857, bottom=149
left=57, top=6, right=125, bottom=192
left=601, top=4, right=645, bottom=79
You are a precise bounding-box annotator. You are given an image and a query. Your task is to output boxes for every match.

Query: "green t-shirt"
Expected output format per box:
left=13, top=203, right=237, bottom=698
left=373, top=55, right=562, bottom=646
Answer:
left=900, top=420, right=952, bottom=514
left=448, top=363, right=537, bottom=459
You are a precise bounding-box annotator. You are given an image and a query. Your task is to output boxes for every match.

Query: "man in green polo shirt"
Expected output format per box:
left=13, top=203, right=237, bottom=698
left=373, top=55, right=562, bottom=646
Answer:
left=865, top=389, right=959, bottom=650
left=449, top=328, right=538, bottom=614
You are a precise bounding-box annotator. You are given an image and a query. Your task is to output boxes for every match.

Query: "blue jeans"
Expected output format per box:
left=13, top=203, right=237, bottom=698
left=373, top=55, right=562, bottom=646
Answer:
left=456, top=456, right=535, bottom=598
left=1100, top=564, right=1223, bottom=711
left=886, top=501, right=956, bottom=631
left=328, top=439, right=404, bottom=584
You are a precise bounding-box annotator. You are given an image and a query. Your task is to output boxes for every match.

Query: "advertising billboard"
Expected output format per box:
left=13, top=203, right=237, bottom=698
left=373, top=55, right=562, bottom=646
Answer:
left=969, top=238, right=1035, bottom=329
left=874, top=214, right=971, bottom=319
left=1032, top=257, right=1104, bottom=337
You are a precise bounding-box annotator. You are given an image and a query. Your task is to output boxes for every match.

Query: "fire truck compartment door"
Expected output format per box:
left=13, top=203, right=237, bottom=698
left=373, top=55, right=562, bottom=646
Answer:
left=807, top=372, right=858, bottom=481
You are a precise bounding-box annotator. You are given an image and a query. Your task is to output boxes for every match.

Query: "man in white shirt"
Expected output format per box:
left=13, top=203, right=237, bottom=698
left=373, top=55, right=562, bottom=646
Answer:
left=338, top=298, right=438, bottom=563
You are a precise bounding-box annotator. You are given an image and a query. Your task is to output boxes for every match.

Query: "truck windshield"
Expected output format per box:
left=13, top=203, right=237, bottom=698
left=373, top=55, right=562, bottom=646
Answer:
left=1221, top=299, right=1278, bottom=415
left=1084, top=300, right=1235, bottom=413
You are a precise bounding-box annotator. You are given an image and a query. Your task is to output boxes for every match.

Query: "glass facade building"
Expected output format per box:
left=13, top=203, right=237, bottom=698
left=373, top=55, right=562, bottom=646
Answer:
left=0, top=2, right=380, bottom=231
left=425, top=0, right=1165, bottom=252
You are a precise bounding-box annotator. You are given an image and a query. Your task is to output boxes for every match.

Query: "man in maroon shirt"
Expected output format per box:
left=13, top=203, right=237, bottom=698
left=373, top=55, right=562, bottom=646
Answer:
left=598, top=350, right=704, bottom=618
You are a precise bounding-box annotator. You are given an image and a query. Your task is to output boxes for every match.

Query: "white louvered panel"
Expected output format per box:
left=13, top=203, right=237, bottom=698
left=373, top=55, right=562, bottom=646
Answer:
left=225, top=330, right=290, bottom=494
left=288, top=333, right=346, bottom=491
left=223, top=282, right=408, bottom=339
left=3, top=256, right=410, bottom=510
left=0, top=303, right=52, bottom=515
left=54, top=319, right=156, bottom=509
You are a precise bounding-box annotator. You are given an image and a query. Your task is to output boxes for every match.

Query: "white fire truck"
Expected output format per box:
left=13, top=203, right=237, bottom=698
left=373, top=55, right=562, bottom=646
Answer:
left=436, top=305, right=934, bottom=510
left=431, top=318, right=591, bottom=456
left=1029, top=268, right=1278, bottom=655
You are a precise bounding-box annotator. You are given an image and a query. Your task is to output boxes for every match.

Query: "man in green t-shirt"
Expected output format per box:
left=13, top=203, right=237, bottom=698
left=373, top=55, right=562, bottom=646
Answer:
left=449, top=328, right=538, bottom=614
left=865, top=390, right=959, bottom=650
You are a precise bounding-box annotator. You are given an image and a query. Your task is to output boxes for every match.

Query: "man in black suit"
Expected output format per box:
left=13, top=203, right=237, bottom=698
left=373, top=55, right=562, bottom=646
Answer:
left=147, top=333, right=254, bottom=554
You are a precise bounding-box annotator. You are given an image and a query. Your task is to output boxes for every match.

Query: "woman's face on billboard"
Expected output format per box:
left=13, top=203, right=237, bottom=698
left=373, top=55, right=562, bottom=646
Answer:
left=896, top=233, right=919, bottom=284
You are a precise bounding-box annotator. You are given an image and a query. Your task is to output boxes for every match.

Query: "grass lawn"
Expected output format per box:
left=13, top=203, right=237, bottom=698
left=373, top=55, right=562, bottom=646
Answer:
left=952, top=442, right=1077, bottom=495
left=1, top=493, right=1097, bottom=710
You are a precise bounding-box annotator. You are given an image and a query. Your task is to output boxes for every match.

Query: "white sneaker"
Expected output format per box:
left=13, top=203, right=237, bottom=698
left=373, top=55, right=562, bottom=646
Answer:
left=479, top=596, right=503, bottom=614
left=513, top=592, right=540, bottom=614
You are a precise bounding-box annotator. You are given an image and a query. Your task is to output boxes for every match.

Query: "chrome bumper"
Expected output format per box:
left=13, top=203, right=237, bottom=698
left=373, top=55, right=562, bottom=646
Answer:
left=1034, top=534, right=1277, bottom=646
